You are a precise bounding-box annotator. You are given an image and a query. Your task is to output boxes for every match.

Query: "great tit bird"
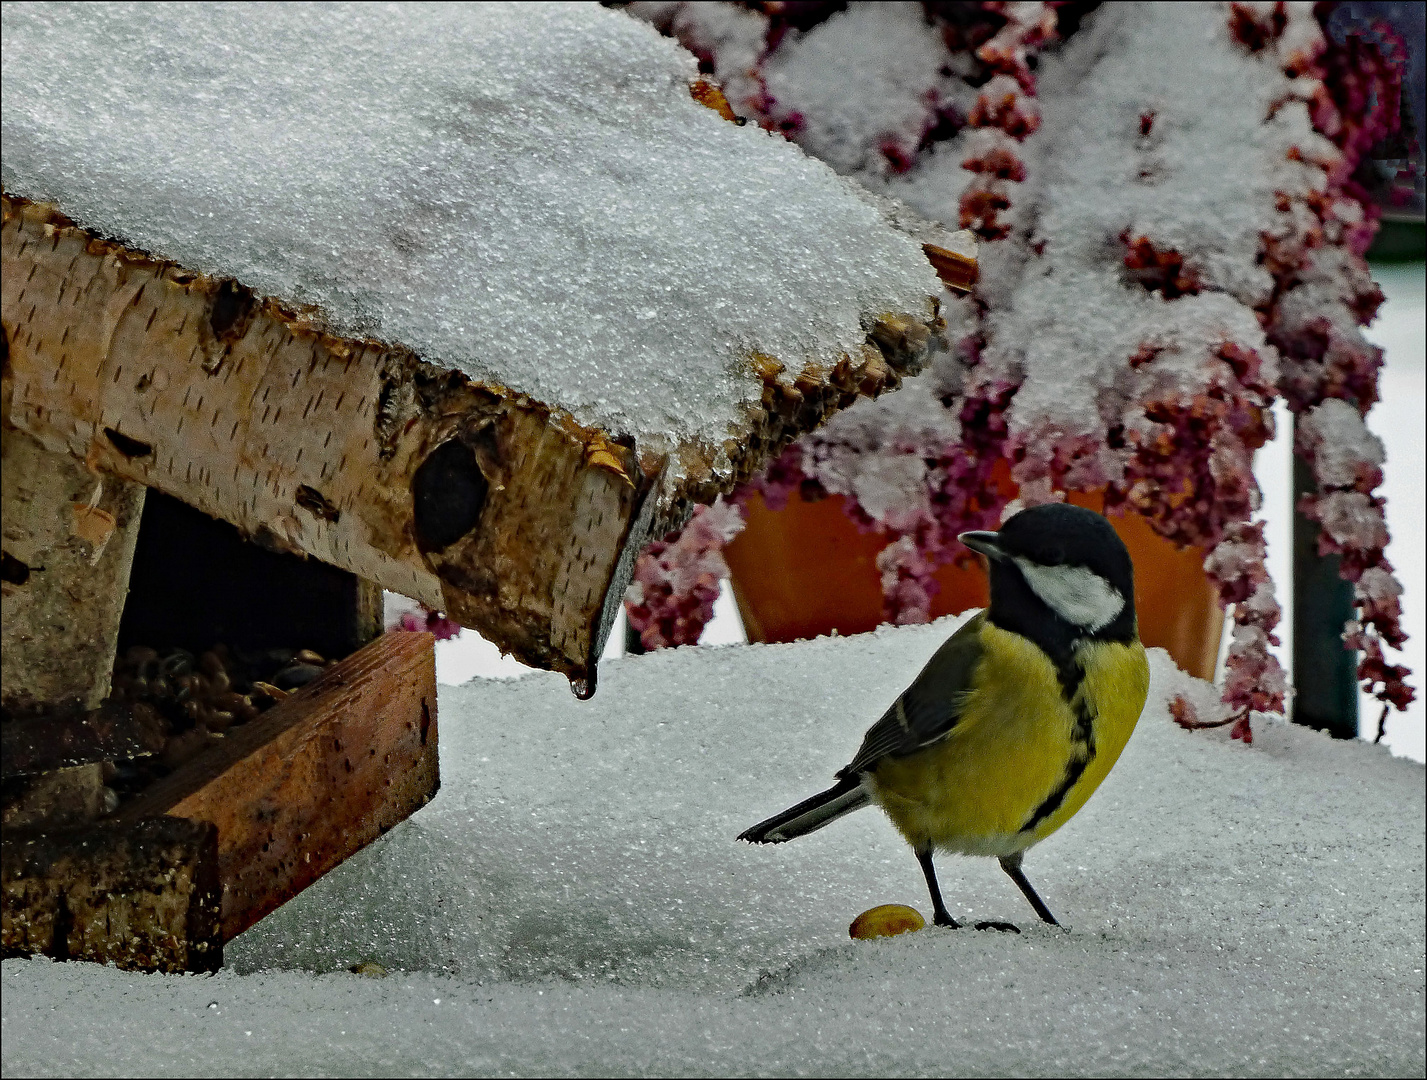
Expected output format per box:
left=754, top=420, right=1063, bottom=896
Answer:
left=738, top=502, right=1150, bottom=930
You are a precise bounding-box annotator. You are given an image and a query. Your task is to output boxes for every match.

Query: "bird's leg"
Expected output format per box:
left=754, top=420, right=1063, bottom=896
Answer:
left=915, top=848, right=960, bottom=928
left=999, top=853, right=1061, bottom=926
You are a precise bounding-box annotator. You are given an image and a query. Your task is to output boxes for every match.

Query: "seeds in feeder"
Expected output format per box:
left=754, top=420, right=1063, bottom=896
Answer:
left=160, top=650, right=195, bottom=678
left=274, top=663, right=323, bottom=689
left=251, top=681, right=288, bottom=702
left=161, top=727, right=210, bottom=770
left=108, top=640, right=341, bottom=796
left=124, top=645, right=159, bottom=670
left=113, top=672, right=145, bottom=697
left=212, top=690, right=247, bottom=714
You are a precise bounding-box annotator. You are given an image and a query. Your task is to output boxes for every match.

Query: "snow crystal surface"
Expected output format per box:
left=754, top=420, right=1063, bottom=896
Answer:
left=1299, top=397, right=1386, bottom=490
left=761, top=3, right=975, bottom=177
left=986, top=1, right=1310, bottom=449
left=0, top=3, right=937, bottom=451
left=628, top=1, right=770, bottom=125
left=4, top=621, right=1423, bottom=1076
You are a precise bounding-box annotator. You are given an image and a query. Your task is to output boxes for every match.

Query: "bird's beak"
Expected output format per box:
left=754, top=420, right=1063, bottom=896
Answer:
left=958, top=530, right=1005, bottom=560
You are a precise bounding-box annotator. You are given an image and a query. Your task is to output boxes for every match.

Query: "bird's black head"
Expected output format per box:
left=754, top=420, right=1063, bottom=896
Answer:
left=960, top=504, right=1137, bottom=662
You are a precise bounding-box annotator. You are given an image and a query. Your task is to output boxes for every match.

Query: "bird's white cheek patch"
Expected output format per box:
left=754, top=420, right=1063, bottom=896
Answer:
left=1014, top=559, right=1125, bottom=632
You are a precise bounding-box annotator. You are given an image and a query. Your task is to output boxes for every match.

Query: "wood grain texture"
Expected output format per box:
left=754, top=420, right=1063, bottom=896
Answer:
left=1, top=816, right=222, bottom=973
left=1, top=193, right=939, bottom=685
left=1, top=196, right=655, bottom=682
left=113, top=630, right=439, bottom=941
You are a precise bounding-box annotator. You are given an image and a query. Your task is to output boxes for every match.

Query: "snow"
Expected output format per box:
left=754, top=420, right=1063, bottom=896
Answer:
left=759, top=3, right=974, bottom=177
left=4, top=619, right=1423, bottom=1076
left=1297, top=399, right=1386, bottom=491
left=0, top=2, right=937, bottom=458
left=985, top=1, right=1306, bottom=460
left=627, top=1, right=770, bottom=122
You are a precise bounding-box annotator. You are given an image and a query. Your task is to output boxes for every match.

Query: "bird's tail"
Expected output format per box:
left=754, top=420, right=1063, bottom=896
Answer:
left=737, top=775, right=872, bottom=844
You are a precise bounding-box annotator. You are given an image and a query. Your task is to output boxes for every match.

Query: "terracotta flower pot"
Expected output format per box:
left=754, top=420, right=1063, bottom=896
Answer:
left=724, top=478, right=1224, bottom=681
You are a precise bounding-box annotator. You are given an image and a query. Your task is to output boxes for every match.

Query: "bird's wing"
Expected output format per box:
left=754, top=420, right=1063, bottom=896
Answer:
left=839, top=611, right=986, bottom=777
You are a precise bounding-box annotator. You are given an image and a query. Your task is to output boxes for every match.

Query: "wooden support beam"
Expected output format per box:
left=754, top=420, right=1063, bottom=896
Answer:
left=1, top=422, right=146, bottom=713
left=1, top=816, right=222, bottom=973
left=112, top=630, right=438, bottom=941
left=2, top=194, right=937, bottom=688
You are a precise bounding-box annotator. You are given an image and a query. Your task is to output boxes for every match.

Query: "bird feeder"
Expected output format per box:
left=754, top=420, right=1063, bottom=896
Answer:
left=1, top=5, right=962, bottom=970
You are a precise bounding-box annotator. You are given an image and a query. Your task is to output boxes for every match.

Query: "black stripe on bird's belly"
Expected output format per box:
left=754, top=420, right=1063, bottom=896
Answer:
left=1019, top=656, right=1097, bottom=834
left=984, top=560, right=1111, bottom=834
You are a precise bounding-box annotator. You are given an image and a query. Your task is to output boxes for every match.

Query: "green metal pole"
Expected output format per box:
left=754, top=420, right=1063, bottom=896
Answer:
left=1291, top=446, right=1359, bottom=738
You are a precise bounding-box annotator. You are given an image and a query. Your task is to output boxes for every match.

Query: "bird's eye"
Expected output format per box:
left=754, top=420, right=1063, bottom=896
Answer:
left=1041, top=546, right=1066, bottom=566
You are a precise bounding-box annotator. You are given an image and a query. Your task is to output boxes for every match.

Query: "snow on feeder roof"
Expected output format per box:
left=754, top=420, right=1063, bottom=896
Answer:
left=626, top=2, right=1414, bottom=732
left=0, top=2, right=955, bottom=689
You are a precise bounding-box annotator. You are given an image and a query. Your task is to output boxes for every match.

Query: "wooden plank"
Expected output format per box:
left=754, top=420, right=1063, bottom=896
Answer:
left=1, top=194, right=937, bottom=687
left=1, top=698, right=166, bottom=777
left=1, top=816, right=222, bottom=973
left=112, top=630, right=438, bottom=941
left=1, top=763, right=109, bottom=829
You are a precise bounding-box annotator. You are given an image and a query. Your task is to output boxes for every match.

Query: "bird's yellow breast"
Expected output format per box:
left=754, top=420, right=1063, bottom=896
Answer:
left=870, top=622, right=1149, bottom=856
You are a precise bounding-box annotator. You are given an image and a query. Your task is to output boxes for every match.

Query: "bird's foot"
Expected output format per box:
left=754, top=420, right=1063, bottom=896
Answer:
left=973, top=920, right=1021, bottom=933
left=932, top=911, right=961, bottom=929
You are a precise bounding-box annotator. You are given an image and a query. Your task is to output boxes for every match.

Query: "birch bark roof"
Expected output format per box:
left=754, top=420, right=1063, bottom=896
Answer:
left=0, top=2, right=939, bottom=467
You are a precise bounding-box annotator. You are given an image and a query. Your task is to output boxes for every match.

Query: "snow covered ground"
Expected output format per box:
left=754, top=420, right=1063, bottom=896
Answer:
left=4, top=620, right=1422, bottom=1076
